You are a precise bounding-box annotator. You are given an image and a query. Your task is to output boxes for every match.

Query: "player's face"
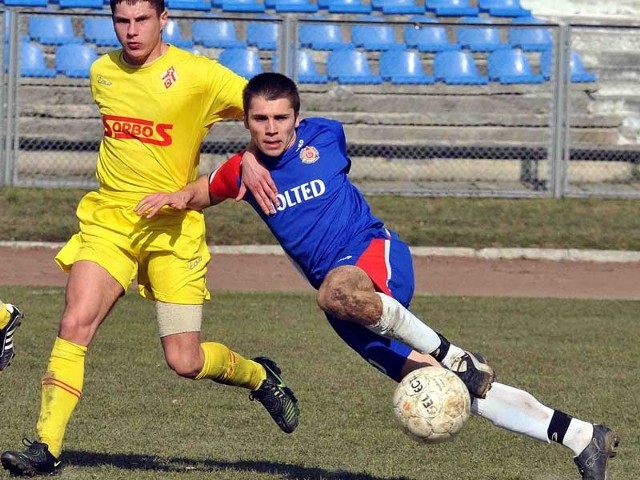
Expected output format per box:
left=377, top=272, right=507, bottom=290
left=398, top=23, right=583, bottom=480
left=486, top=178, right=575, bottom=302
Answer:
left=113, top=1, right=167, bottom=66
left=244, top=96, right=299, bottom=158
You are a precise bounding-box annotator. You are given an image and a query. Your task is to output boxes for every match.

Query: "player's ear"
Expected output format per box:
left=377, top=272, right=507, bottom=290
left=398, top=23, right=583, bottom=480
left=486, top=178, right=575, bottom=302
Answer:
left=159, top=9, right=168, bottom=28
left=294, top=113, right=300, bottom=128
left=243, top=114, right=249, bottom=129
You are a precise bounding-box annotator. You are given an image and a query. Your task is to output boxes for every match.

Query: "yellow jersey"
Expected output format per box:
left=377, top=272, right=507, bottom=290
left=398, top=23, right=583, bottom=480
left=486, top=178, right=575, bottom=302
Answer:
left=90, top=45, right=247, bottom=203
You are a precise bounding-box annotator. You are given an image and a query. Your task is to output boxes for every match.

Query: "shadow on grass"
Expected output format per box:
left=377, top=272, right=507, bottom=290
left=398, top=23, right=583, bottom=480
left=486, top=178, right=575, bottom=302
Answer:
left=64, top=450, right=411, bottom=480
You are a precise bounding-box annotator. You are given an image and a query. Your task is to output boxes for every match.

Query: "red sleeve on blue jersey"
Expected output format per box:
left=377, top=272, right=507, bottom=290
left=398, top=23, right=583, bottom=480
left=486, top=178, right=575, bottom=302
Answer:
left=208, top=152, right=243, bottom=199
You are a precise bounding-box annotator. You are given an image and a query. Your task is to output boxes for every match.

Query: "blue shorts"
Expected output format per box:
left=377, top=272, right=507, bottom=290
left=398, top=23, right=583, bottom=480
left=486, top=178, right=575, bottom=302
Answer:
left=325, top=229, right=415, bottom=382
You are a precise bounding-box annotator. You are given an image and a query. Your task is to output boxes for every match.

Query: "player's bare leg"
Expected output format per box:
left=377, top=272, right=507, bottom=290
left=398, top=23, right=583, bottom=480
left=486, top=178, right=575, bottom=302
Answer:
left=318, top=265, right=495, bottom=397
left=2, top=261, right=123, bottom=477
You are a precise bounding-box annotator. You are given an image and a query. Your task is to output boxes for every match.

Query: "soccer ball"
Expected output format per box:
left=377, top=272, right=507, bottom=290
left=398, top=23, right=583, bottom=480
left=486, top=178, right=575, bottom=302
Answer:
left=392, top=367, right=471, bottom=443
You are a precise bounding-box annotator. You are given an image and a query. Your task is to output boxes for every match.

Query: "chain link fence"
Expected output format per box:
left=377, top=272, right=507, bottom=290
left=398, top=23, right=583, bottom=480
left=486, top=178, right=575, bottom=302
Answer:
left=0, top=9, right=638, bottom=197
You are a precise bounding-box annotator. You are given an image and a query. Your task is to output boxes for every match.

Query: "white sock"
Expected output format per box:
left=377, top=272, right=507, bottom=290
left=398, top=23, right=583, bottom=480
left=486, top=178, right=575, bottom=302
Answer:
left=441, top=345, right=467, bottom=369
left=563, top=419, right=594, bottom=456
left=472, top=382, right=593, bottom=455
left=472, top=382, right=555, bottom=443
left=366, top=293, right=442, bottom=354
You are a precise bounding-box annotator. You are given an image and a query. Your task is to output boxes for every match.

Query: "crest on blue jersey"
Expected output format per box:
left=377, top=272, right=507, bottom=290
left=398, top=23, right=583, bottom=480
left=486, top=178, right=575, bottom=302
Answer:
left=300, top=146, right=320, bottom=164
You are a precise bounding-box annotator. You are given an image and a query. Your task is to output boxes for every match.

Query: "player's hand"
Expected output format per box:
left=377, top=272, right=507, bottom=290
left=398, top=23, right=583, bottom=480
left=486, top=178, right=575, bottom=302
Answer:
left=237, top=150, right=278, bottom=215
left=134, top=192, right=190, bottom=218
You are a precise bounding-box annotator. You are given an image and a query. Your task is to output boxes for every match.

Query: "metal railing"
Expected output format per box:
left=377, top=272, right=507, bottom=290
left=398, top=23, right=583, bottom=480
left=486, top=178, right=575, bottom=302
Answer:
left=1, top=9, right=639, bottom=197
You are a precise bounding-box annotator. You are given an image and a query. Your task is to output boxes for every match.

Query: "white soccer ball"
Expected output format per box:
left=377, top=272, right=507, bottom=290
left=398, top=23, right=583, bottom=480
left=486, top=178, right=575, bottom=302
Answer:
left=392, top=366, right=471, bottom=443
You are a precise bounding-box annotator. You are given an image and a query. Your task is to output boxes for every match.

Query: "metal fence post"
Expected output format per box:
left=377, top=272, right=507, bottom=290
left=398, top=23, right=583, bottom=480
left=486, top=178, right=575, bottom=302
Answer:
left=278, top=15, right=297, bottom=79
left=549, top=24, right=571, bottom=198
left=2, top=11, right=19, bottom=187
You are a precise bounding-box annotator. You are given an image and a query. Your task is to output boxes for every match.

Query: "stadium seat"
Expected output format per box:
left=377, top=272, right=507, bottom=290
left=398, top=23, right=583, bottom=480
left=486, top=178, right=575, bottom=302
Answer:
left=163, top=19, right=193, bottom=49
left=273, top=0, right=318, bottom=12
left=299, top=21, right=352, bottom=50
left=326, top=0, right=372, bottom=14
left=433, top=50, right=488, bottom=84
left=166, top=0, right=211, bottom=11
left=372, top=0, right=423, bottom=15
left=218, top=48, right=264, bottom=79
left=478, top=0, right=531, bottom=17
left=296, top=50, right=328, bottom=83
left=55, top=44, right=98, bottom=78
left=221, top=0, right=266, bottom=12
left=8, top=41, right=56, bottom=77
left=540, top=50, right=598, bottom=83
left=426, top=0, right=478, bottom=17
left=29, top=16, right=83, bottom=46
left=247, top=19, right=279, bottom=50
left=352, top=19, right=404, bottom=51
left=508, top=16, right=553, bottom=52
left=404, top=20, right=459, bottom=52
left=380, top=49, right=435, bottom=84
left=3, top=0, right=48, bottom=7
left=59, top=0, right=103, bottom=8
left=567, top=50, right=598, bottom=83
left=273, top=50, right=328, bottom=84
left=327, top=49, right=382, bottom=84
left=192, top=20, right=245, bottom=48
left=487, top=48, right=544, bottom=84
left=456, top=16, right=509, bottom=52
left=84, top=17, right=119, bottom=47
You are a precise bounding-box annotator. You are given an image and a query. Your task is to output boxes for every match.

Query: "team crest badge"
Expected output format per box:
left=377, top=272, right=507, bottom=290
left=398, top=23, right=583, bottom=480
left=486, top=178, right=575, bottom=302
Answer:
left=300, top=146, right=320, bottom=164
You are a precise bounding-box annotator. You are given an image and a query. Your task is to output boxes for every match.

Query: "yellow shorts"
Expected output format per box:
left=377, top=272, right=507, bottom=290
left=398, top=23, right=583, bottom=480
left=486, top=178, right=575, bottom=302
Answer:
left=55, top=191, right=211, bottom=304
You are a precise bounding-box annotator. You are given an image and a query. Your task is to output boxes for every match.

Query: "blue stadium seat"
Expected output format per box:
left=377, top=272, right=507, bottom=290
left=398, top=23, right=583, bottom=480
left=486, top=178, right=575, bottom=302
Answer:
left=478, top=0, right=531, bottom=17
left=166, top=0, right=211, bottom=10
left=8, top=41, right=56, bottom=77
left=273, top=50, right=328, bottom=84
left=566, top=51, right=597, bottom=83
left=540, top=50, right=598, bottom=83
left=273, top=0, right=318, bottom=13
left=163, top=19, right=193, bottom=49
left=487, top=48, right=544, bottom=84
left=456, top=16, right=509, bottom=52
left=327, top=49, right=382, bottom=84
left=84, top=17, right=119, bottom=47
left=56, top=44, right=98, bottom=78
left=59, top=0, right=103, bottom=8
left=221, top=0, right=266, bottom=12
left=404, top=20, right=459, bottom=52
left=327, top=0, right=372, bottom=14
left=218, top=48, right=263, bottom=79
left=4, top=0, right=48, bottom=7
left=352, top=19, right=404, bottom=51
left=193, top=20, right=245, bottom=48
left=29, top=16, right=83, bottom=46
left=433, top=50, right=488, bottom=84
left=296, top=50, right=328, bottom=83
left=380, top=49, right=435, bottom=84
left=508, top=16, right=552, bottom=52
left=247, top=19, right=279, bottom=50
left=426, top=0, right=478, bottom=17
left=372, top=0, right=423, bottom=15
left=299, top=21, right=352, bottom=50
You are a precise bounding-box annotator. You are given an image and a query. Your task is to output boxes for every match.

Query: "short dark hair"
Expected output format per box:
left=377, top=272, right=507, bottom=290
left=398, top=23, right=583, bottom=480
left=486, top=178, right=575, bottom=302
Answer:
left=110, top=0, right=165, bottom=16
left=243, top=73, right=300, bottom=115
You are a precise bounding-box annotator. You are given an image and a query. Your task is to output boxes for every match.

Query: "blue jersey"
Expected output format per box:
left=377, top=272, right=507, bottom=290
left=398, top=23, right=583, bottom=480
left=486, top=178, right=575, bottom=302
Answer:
left=247, top=118, right=387, bottom=288
left=209, top=117, right=416, bottom=382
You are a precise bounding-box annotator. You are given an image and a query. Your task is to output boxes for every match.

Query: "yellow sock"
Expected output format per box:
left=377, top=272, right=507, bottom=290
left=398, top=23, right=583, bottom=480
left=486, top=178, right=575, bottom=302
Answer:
left=0, top=302, right=10, bottom=330
left=37, top=337, right=87, bottom=458
left=195, top=342, right=266, bottom=390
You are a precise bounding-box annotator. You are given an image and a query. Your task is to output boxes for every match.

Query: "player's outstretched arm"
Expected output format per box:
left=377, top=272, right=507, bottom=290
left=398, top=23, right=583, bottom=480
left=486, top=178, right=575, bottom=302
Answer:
left=135, top=175, right=212, bottom=219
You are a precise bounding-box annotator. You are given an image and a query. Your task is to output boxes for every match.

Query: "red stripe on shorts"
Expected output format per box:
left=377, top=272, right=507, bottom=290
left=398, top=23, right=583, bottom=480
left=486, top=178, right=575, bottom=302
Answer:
left=355, top=238, right=392, bottom=296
